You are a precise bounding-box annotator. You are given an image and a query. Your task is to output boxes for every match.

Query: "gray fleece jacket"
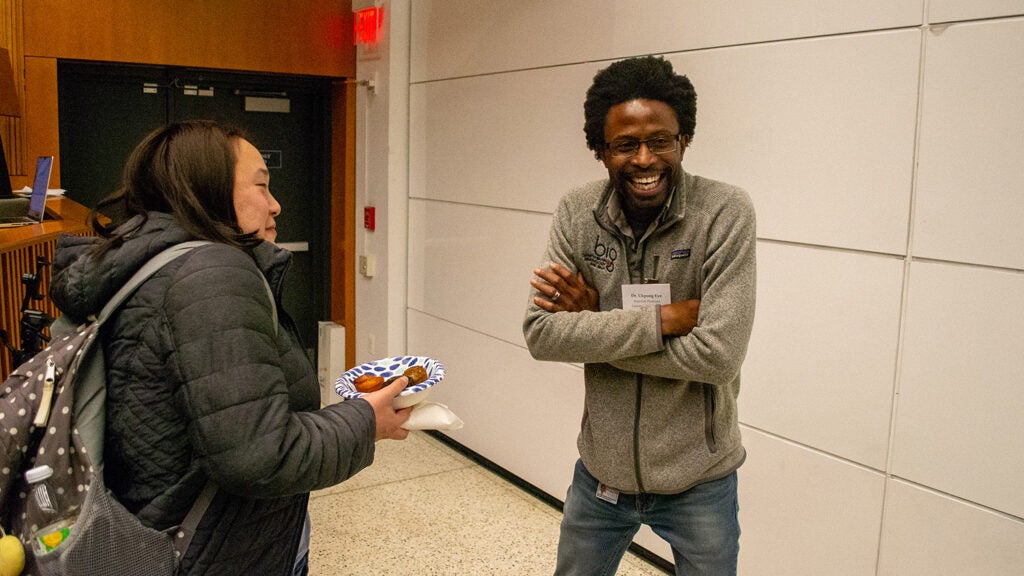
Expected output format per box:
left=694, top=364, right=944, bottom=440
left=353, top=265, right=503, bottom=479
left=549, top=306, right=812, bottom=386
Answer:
left=523, top=171, right=756, bottom=494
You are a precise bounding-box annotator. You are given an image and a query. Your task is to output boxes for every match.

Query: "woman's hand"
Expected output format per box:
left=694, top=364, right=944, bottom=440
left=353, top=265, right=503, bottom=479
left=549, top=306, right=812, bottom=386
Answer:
left=362, top=377, right=413, bottom=440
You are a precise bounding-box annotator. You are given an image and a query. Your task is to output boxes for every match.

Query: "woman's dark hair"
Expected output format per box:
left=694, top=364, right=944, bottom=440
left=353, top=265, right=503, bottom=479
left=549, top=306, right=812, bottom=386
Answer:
left=583, top=56, right=697, bottom=159
left=90, top=119, right=260, bottom=256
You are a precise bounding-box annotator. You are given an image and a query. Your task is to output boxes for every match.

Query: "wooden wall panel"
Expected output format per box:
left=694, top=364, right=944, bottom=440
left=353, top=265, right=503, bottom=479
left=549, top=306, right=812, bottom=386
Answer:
left=23, top=56, right=59, bottom=187
left=330, top=80, right=356, bottom=368
left=23, top=1, right=355, bottom=77
left=3, top=0, right=358, bottom=367
left=1, top=240, right=59, bottom=379
left=1, top=0, right=26, bottom=180
left=0, top=196, right=96, bottom=379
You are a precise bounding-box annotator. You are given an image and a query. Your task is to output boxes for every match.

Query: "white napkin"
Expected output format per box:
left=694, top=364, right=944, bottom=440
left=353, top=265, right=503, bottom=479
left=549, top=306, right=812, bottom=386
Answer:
left=401, top=401, right=464, bottom=431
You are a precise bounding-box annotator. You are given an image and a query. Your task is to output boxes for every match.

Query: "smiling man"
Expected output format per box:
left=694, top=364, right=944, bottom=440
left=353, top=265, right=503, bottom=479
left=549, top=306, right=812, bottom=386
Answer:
left=523, top=56, right=757, bottom=576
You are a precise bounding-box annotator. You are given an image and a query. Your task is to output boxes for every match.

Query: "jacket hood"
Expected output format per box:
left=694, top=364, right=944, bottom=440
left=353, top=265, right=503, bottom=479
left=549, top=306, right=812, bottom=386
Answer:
left=49, top=212, right=291, bottom=323
left=51, top=213, right=193, bottom=321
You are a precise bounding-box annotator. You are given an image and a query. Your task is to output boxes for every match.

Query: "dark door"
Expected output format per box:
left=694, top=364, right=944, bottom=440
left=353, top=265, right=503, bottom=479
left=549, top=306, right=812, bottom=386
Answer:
left=57, top=61, right=330, bottom=352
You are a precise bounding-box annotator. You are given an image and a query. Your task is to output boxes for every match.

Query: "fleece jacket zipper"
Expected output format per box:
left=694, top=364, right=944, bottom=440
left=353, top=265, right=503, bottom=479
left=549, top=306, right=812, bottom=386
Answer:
left=631, top=243, right=652, bottom=493
left=633, top=373, right=646, bottom=493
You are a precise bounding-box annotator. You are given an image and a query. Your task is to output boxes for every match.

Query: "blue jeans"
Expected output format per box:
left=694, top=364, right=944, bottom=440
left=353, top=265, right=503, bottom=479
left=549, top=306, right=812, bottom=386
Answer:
left=293, top=511, right=311, bottom=576
left=554, top=460, right=740, bottom=576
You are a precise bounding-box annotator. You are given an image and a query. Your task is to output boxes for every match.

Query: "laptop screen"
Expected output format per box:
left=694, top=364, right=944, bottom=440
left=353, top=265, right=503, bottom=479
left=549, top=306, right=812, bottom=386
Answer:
left=26, top=156, right=53, bottom=221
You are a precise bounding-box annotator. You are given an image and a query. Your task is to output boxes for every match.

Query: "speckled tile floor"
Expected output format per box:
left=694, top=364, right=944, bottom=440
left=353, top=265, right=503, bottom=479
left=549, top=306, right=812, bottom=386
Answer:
left=308, top=431, right=668, bottom=575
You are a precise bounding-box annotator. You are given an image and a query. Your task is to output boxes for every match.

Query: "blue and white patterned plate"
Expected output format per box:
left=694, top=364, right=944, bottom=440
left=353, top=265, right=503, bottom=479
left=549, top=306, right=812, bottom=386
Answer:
left=336, top=356, right=445, bottom=403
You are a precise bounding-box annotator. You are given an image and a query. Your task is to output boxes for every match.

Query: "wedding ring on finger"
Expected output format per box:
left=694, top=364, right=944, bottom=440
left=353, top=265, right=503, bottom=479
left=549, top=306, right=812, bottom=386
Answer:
left=552, top=290, right=561, bottom=302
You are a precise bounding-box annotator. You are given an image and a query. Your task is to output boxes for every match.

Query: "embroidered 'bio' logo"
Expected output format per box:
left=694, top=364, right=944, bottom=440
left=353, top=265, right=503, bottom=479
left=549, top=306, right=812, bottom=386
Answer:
left=584, top=236, right=617, bottom=272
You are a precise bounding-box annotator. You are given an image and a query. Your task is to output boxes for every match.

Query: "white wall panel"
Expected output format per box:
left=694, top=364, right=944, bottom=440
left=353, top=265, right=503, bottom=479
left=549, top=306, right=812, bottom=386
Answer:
left=929, top=0, right=1024, bottom=22
left=409, top=65, right=605, bottom=214
left=408, top=311, right=585, bottom=501
left=878, top=480, right=1024, bottom=576
left=371, top=2, right=1024, bottom=573
left=741, top=243, right=904, bottom=470
left=892, top=261, right=1024, bottom=517
left=407, top=199, right=552, bottom=346
left=411, top=0, right=922, bottom=82
left=675, top=31, right=920, bottom=254
left=913, top=18, right=1024, bottom=269
left=737, top=429, right=885, bottom=576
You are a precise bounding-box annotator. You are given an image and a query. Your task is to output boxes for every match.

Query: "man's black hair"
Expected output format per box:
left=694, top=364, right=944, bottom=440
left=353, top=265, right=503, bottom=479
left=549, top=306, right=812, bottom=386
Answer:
left=583, top=55, right=697, bottom=159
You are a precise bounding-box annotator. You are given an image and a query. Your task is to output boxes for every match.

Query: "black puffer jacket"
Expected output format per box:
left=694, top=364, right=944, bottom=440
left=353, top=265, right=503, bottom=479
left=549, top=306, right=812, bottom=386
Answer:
left=50, top=213, right=376, bottom=575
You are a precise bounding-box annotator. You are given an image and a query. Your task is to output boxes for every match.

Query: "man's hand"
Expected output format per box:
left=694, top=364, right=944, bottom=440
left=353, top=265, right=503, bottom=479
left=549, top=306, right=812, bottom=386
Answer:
left=661, top=299, right=701, bottom=336
left=531, top=262, right=599, bottom=313
left=531, top=262, right=698, bottom=335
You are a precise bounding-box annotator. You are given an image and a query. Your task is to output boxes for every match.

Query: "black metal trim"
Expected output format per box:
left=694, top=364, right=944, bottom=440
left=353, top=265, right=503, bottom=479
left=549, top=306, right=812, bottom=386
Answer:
left=424, top=431, right=673, bottom=574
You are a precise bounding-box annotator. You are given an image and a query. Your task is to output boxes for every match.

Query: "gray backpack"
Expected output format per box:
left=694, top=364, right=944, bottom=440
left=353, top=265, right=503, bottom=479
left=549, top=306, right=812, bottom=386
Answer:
left=0, top=241, right=225, bottom=575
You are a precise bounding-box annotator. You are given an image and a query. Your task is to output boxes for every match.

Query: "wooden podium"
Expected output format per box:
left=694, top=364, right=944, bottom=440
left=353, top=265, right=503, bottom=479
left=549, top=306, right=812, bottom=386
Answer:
left=0, top=196, right=94, bottom=378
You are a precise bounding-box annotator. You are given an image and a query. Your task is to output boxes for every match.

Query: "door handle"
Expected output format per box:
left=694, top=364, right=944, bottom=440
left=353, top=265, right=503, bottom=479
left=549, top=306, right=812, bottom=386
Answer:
left=277, top=242, right=309, bottom=253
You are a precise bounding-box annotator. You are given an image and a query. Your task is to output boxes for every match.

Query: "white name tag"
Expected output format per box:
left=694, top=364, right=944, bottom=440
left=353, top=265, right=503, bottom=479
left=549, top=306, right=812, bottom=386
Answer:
left=596, top=483, right=620, bottom=504
left=622, top=283, right=671, bottom=310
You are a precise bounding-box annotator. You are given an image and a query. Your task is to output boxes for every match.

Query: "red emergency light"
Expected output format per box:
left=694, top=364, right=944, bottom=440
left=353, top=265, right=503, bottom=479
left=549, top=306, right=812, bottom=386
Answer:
left=354, top=7, right=383, bottom=46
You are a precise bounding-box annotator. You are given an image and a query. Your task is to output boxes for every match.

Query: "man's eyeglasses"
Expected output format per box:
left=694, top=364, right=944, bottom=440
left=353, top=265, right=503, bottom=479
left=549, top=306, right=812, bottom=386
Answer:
left=603, top=134, right=681, bottom=158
